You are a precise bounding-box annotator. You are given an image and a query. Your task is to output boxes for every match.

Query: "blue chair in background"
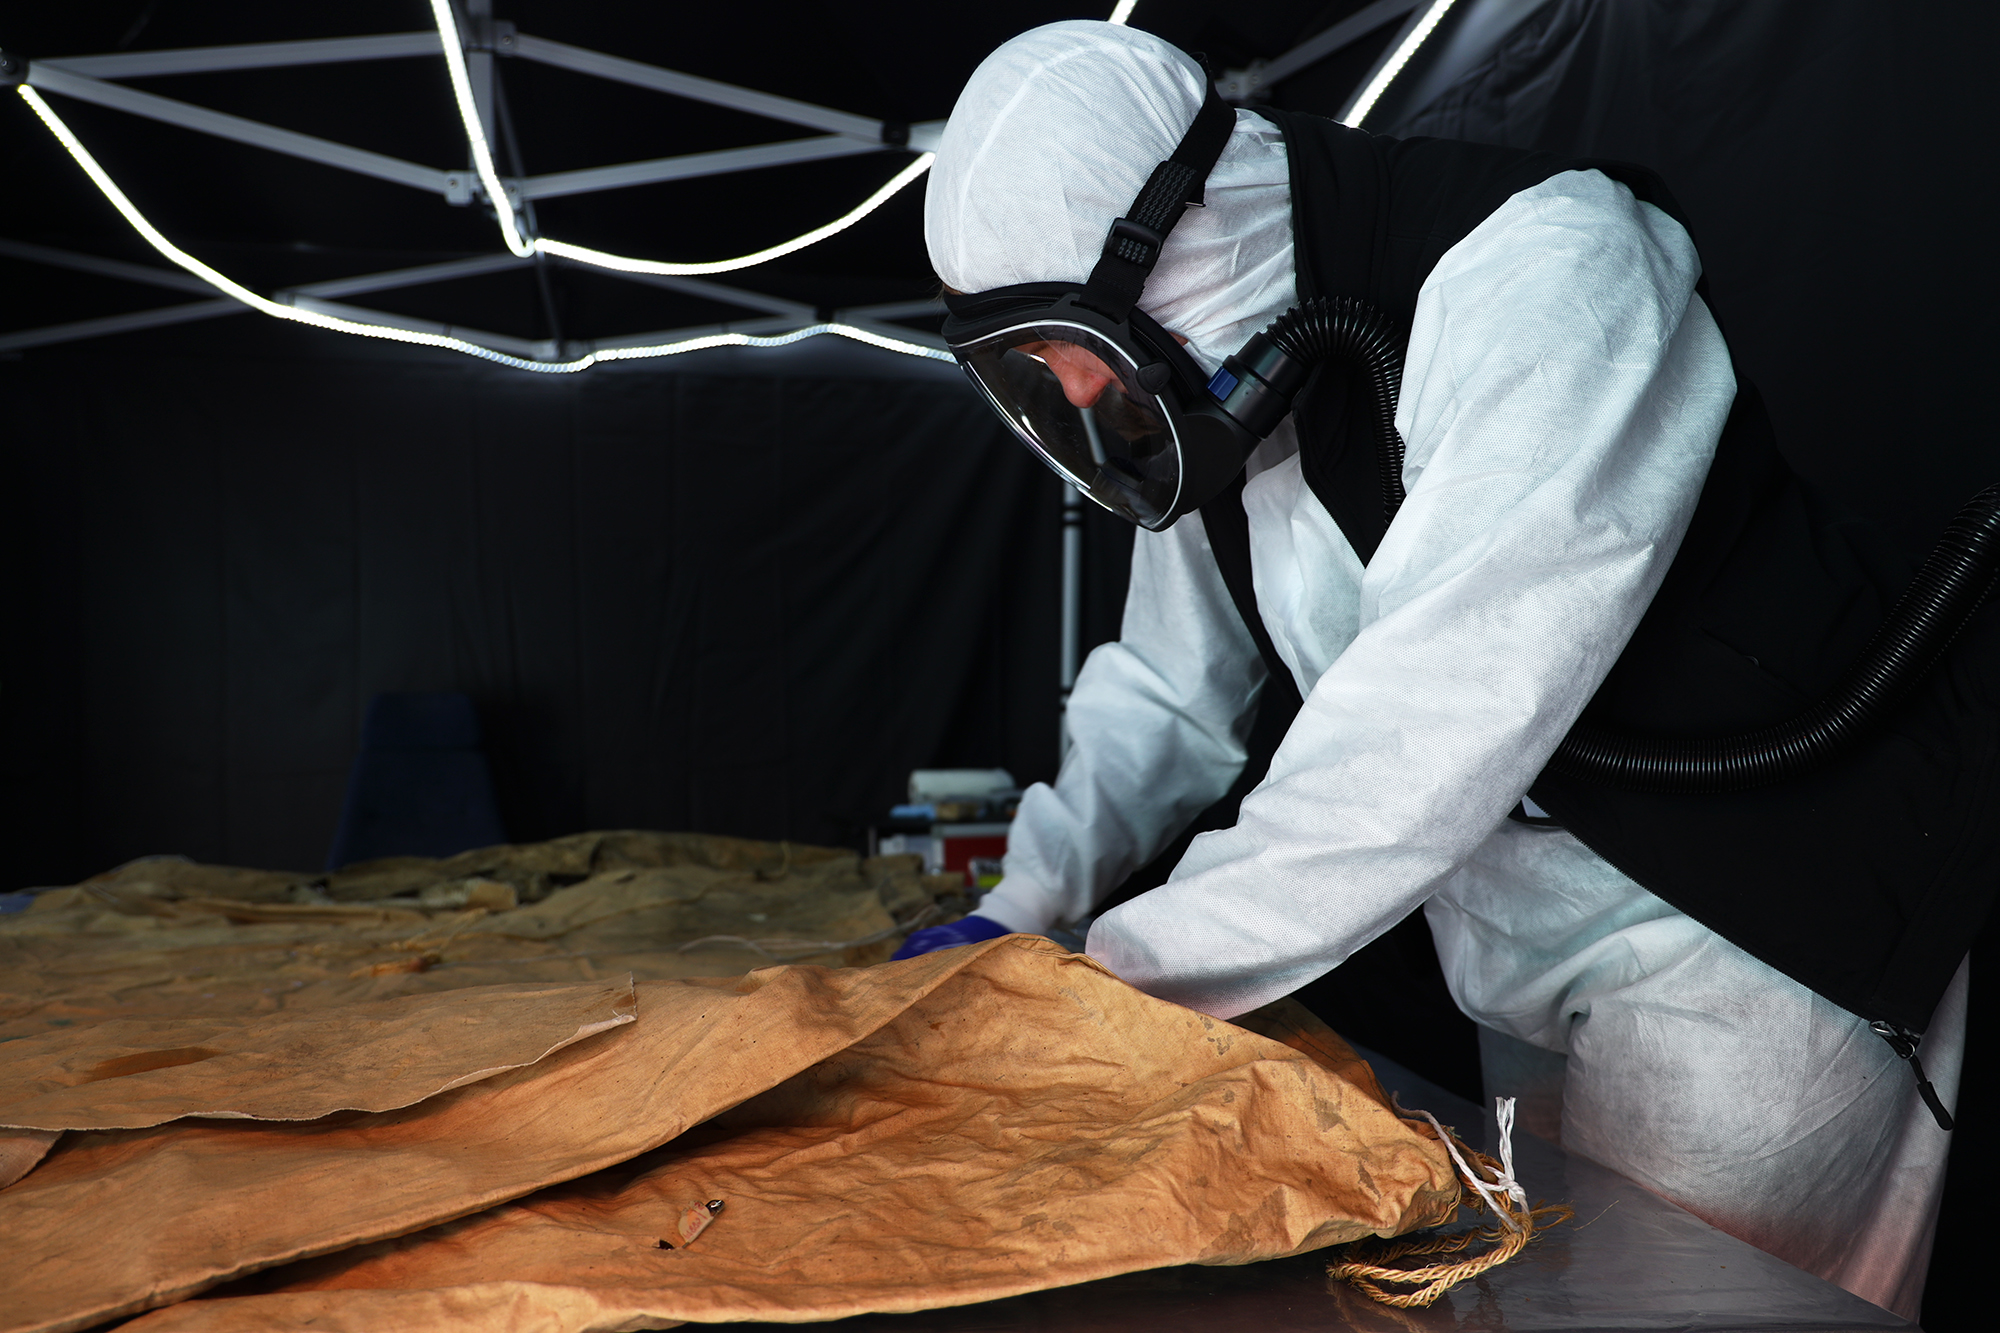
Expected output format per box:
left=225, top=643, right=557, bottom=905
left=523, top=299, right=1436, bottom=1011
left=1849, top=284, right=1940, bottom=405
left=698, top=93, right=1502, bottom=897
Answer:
left=325, top=692, right=509, bottom=870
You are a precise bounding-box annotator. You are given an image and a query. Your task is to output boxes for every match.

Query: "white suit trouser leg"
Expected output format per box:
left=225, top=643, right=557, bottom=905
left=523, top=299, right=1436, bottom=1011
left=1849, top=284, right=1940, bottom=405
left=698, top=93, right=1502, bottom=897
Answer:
left=1478, top=948, right=1966, bottom=1322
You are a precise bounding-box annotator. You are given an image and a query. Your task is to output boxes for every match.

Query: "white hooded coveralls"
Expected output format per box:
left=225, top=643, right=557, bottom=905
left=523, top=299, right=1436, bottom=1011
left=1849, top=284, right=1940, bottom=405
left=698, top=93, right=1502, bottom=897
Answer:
left=925, top=21, right=1963, bottom=1320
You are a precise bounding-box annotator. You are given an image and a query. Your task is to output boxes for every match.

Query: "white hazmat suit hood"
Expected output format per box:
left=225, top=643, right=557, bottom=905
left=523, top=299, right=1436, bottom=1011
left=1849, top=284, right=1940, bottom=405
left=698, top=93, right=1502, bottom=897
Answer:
left=924, top=20, right=1297, bottom=376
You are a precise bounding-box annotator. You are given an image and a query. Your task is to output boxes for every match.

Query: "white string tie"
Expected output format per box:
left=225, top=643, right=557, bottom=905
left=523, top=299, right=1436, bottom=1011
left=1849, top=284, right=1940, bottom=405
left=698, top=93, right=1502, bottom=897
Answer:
left=1488, top=1095, right=1531, bottom=1212
left=1397, top=1093, right=1530, bottom=1231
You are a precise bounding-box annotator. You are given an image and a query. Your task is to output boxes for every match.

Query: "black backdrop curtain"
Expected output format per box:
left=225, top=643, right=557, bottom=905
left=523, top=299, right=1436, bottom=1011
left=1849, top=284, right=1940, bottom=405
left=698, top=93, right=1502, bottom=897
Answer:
left=1341, top=0, right=1999, bottom=536
left=12, top=1, right=1989, bottom=893
left=0, top=331, right=1138, bottom=886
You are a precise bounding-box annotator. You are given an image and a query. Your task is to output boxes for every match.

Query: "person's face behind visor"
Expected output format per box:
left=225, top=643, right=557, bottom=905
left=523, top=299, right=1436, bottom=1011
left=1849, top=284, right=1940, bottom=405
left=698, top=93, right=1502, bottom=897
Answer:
left=1020, top=330, right=1189, bottom=408
left=942, top=282, right=1187, bottom=411
left=1020, top=338, right=1117, bottom=408
left=949, top=298, right=1204, bottom=528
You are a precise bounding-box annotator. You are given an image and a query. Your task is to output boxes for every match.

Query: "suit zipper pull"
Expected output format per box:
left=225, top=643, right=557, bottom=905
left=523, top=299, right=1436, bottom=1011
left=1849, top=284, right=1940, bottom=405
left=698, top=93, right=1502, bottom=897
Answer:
left=1870, top=1020, right=1955, bottom=1131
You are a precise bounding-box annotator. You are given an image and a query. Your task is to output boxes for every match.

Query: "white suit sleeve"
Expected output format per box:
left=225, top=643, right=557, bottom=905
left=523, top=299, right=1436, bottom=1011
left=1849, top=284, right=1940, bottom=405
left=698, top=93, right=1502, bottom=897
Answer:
left=1086, top=172, right=1739, bottom=1016
left=979, top=511, right=1269, bottom=934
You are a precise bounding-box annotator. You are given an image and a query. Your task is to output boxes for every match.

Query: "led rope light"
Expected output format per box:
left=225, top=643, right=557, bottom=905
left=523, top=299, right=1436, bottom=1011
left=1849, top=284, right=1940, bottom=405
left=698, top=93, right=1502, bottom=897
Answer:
left=14, top=85, right=548, bottom=367
left=534, top=152, right=935, bottom=276
left=598, top=321, right=952, bottom=365
left=1342, top=0, right=1457, bottom=127
left=430, top=2, right=934, bottom=277
left=428, top=0, right=532, bottom=257
left=15, top=84, right=951, bottom=370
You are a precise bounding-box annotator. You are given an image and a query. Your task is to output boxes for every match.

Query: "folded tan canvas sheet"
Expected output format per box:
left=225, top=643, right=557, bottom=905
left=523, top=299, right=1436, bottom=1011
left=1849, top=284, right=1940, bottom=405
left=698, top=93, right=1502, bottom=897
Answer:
left=94, top=939, right=1457, bottom=1333
left=4, top=946, right=1001, bottom=1333
left=0, top=836, right=956, bottom=1047
left=0, top=979, right=636, bottom=1131
left=0, top=1128, right=58, bottom=1191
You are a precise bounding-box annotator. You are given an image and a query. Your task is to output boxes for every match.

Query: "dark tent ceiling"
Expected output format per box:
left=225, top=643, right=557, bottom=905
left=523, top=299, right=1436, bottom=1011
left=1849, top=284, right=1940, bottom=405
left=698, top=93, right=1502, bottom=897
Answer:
left=4, top=0, right=1991, bottom=528
left=0, top=2, right=1404, bottom=355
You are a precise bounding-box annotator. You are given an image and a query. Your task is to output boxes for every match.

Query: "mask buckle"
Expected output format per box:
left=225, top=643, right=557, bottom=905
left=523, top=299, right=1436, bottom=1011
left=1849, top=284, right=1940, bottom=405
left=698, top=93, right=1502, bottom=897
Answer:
left=1104, top=217, right=1168, bottom=271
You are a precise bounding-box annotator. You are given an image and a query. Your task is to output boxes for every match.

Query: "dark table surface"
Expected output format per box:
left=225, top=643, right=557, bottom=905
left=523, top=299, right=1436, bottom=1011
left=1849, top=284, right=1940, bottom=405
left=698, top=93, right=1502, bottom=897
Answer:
left=731, top=1045, right=1913, bottom=1333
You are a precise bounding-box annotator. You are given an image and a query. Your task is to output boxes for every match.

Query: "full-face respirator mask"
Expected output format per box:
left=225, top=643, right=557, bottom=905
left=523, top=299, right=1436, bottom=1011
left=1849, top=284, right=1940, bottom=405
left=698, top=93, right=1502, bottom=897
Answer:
left=941, top=87, right=1407, bottom=531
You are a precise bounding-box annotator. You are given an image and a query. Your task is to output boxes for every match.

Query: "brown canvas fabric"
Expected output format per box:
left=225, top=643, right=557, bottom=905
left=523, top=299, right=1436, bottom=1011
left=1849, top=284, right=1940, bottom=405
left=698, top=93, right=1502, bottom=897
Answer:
left=0, top=979, right=636, bottom=1131
left=2, top=839, right=1461, bottom=1333
left=92, top=940, right=1451, bottom=1333
left=0, top=836, right=963, bottom=1046
left=0, top=1128, right=59, bottom=1190
left=1, top=946, right=993, bottom=1333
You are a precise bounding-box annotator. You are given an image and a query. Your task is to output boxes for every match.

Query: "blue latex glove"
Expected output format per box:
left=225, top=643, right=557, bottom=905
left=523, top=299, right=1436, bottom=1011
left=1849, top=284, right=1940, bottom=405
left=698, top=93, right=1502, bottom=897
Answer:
left=891, top=913, right=1011, bottom=959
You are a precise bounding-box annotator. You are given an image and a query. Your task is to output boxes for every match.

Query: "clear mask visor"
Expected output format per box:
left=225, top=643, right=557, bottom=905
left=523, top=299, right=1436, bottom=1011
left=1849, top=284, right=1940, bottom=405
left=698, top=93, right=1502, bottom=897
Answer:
left=955, top=321, right=1183, bottom=528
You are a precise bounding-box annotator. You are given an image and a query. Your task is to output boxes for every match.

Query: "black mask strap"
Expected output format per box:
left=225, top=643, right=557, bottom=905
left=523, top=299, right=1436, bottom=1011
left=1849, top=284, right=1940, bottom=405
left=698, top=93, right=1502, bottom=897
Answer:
left=1078, top=82, right=1235, bottom=321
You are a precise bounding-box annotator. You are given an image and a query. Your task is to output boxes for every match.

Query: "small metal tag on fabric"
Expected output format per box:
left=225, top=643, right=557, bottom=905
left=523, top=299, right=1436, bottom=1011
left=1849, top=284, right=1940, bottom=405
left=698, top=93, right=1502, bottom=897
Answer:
left=676, top=1198, right=725, bottom=1246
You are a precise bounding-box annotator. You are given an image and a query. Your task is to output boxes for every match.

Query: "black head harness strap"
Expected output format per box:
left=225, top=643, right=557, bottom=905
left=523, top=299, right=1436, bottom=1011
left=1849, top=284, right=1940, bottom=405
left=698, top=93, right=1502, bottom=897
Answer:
left=1076, top=86, right=1236, bottom=321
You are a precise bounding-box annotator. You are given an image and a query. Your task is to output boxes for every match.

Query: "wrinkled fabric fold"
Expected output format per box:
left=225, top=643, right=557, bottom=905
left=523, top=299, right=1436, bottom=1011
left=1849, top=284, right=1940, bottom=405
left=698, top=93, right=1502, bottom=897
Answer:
left=6, top=939, right=1458, bottom=1333
left=0, top=980, right=636, bottom=1132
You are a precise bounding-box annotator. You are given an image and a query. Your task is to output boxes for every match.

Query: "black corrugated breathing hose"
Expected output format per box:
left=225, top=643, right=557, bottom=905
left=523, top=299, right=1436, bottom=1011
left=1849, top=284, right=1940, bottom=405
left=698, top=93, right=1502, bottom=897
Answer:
left=1552, top=486, right=2000, bottom=792
left=1264, top=296, right=2000, bottom=794
left=1264, top=298, right=1407, bottom=524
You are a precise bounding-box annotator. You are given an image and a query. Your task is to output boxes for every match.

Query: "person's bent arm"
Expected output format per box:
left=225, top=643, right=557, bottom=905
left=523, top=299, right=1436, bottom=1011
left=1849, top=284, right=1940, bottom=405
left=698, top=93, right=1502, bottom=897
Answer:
left=1088, top=173, right=1737, bottom=1015
left=977, top=509, right=1269, bottom=935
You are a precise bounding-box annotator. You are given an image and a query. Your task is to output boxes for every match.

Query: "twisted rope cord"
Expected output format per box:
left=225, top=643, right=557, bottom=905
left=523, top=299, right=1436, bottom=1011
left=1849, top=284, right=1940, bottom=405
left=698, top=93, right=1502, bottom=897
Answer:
left=1328, top=1096, right=1573, bottom=1308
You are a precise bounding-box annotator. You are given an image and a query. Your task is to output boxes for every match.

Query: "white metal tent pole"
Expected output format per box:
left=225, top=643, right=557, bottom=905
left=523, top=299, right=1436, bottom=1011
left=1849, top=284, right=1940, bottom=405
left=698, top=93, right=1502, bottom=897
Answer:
left=516, top=136, right=887, bottom=199
left=465, top=1, right=497, bottom=182
left=428, top=0, right=530, bottom=254
left=14, top=80, right=950, bottom=368
left=24, top=64, right=453, bottom=195
left=34, top=33, right=443, bottom=79
left=11, top=19, right=959, bottom=363
left=1061, top=405, right=1119, bottom=757
left=1059, top=483, right=1084, bottom=759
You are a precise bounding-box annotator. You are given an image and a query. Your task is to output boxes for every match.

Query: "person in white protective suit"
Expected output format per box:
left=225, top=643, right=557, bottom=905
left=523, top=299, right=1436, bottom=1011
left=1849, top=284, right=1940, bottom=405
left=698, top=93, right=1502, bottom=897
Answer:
left=897, top=20, right=1973, bottom=1320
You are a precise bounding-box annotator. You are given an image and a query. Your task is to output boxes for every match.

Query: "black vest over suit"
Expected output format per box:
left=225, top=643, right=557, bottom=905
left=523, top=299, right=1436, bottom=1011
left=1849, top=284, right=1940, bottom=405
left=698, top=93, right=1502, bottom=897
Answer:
left=1198, top=108, right=2000, bottom=1035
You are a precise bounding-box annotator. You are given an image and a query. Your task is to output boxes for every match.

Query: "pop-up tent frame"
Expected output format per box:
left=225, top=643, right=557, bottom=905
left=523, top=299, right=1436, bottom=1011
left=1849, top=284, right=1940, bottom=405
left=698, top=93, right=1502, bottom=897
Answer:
left=1, top=0, right=953, bottom=363
left=0, top=0, right=1469, bottom=755
left=0, top=1, right=1455, bottom=367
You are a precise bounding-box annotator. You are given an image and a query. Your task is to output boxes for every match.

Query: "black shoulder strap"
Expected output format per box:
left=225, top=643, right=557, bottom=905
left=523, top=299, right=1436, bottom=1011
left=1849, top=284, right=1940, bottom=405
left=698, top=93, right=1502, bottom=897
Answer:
left=1201, top=474, right=1304, bottom=713
left=1079, top=87, right=1237, bottom=319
